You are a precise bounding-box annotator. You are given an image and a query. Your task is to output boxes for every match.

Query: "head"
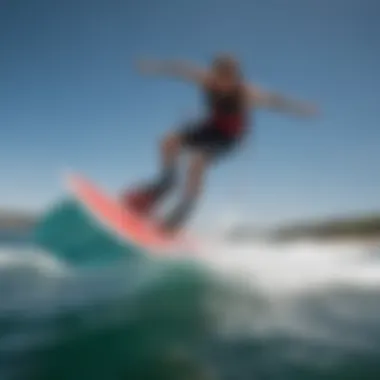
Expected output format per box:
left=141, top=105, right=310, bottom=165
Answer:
left=211, top=53, right=241, bottom=81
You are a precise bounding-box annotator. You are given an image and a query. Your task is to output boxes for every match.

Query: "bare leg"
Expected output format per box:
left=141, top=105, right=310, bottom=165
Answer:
left=162, top=133, right=181, bottom=168
left=125, top=132, right=182, bottom=212
left=162, top=151, right=209, bottom=230
left=145, top=132, right=182, bottom=197
left=156, top=132, right=182, bottom=193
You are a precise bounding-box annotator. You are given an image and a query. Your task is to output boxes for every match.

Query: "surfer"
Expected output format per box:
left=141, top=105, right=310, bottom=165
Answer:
left=123, top=54, right=318, bottom=232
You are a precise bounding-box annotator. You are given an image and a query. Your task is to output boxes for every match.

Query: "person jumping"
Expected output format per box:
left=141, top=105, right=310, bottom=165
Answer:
left=123, top=54, right=318, bottom=233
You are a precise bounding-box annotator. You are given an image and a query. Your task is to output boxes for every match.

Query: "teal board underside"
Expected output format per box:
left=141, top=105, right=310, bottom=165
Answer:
left=33, top=198, right=144, bottom=266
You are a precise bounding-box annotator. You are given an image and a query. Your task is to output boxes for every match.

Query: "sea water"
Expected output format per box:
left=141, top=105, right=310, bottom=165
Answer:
left=1, top=232, right=380, bottom=380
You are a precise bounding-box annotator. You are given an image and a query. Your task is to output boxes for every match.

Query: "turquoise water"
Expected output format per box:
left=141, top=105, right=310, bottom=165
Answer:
left=1, top=228, right=380, bottom=380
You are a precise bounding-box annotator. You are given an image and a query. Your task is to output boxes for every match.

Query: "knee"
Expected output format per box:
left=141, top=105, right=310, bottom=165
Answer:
left=186, top=153, right=208, bottom=198
left=190, top=152, right=208, bottom=174
left=161, top=133, right=181, bottom=155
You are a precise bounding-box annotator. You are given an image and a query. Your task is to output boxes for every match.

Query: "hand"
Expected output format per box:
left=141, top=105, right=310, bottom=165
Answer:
left=297, top=103, right=320, bottom=118
left=135, top=59, right=159, bottom=74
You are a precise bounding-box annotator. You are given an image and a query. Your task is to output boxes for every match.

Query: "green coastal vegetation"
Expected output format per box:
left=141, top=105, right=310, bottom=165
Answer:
left=270, top=214, right=380, bottom=242
left=228, top=213, right=380, bottom=242
left=1, top=209, right=380, bottom=242
left=0, top=210, right=36, bottom=230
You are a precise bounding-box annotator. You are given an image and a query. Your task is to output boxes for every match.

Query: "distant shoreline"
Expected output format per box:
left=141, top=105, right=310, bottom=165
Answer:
left=0, top=210, right=36, bottom=230
left=1, top=210, right=380, bottom=244
left=228, top=214, right=380, bottom=243
left=271, top=215, right=380, bottom=242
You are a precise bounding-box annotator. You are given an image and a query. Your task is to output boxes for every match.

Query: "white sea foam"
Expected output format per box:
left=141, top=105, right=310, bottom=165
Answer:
left=197, top=238, right=380, bottom=295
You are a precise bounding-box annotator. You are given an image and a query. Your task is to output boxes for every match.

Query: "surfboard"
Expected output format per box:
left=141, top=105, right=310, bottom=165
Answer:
left=66, top=173, right=194, bottom=256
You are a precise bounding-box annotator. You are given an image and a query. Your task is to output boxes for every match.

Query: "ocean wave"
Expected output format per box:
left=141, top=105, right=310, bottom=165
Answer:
left=1, top=241, right=380, bottom=380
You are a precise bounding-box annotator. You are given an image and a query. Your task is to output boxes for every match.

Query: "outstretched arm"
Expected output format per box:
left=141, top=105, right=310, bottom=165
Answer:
left=246, top=85, right=319, bottom=118
left=136, top=59, right=209, bottom=85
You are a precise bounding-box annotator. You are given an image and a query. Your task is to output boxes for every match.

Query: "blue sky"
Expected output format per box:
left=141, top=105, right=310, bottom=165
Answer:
left=0, top=0, right=379, bottom=227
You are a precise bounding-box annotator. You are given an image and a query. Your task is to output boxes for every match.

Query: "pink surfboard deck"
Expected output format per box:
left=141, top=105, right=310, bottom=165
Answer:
left=66, top=173, right=196, bottom=256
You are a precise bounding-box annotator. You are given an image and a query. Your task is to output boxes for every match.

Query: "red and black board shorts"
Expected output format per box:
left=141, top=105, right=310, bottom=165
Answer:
left=178, top=119, right=244, bottom=161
